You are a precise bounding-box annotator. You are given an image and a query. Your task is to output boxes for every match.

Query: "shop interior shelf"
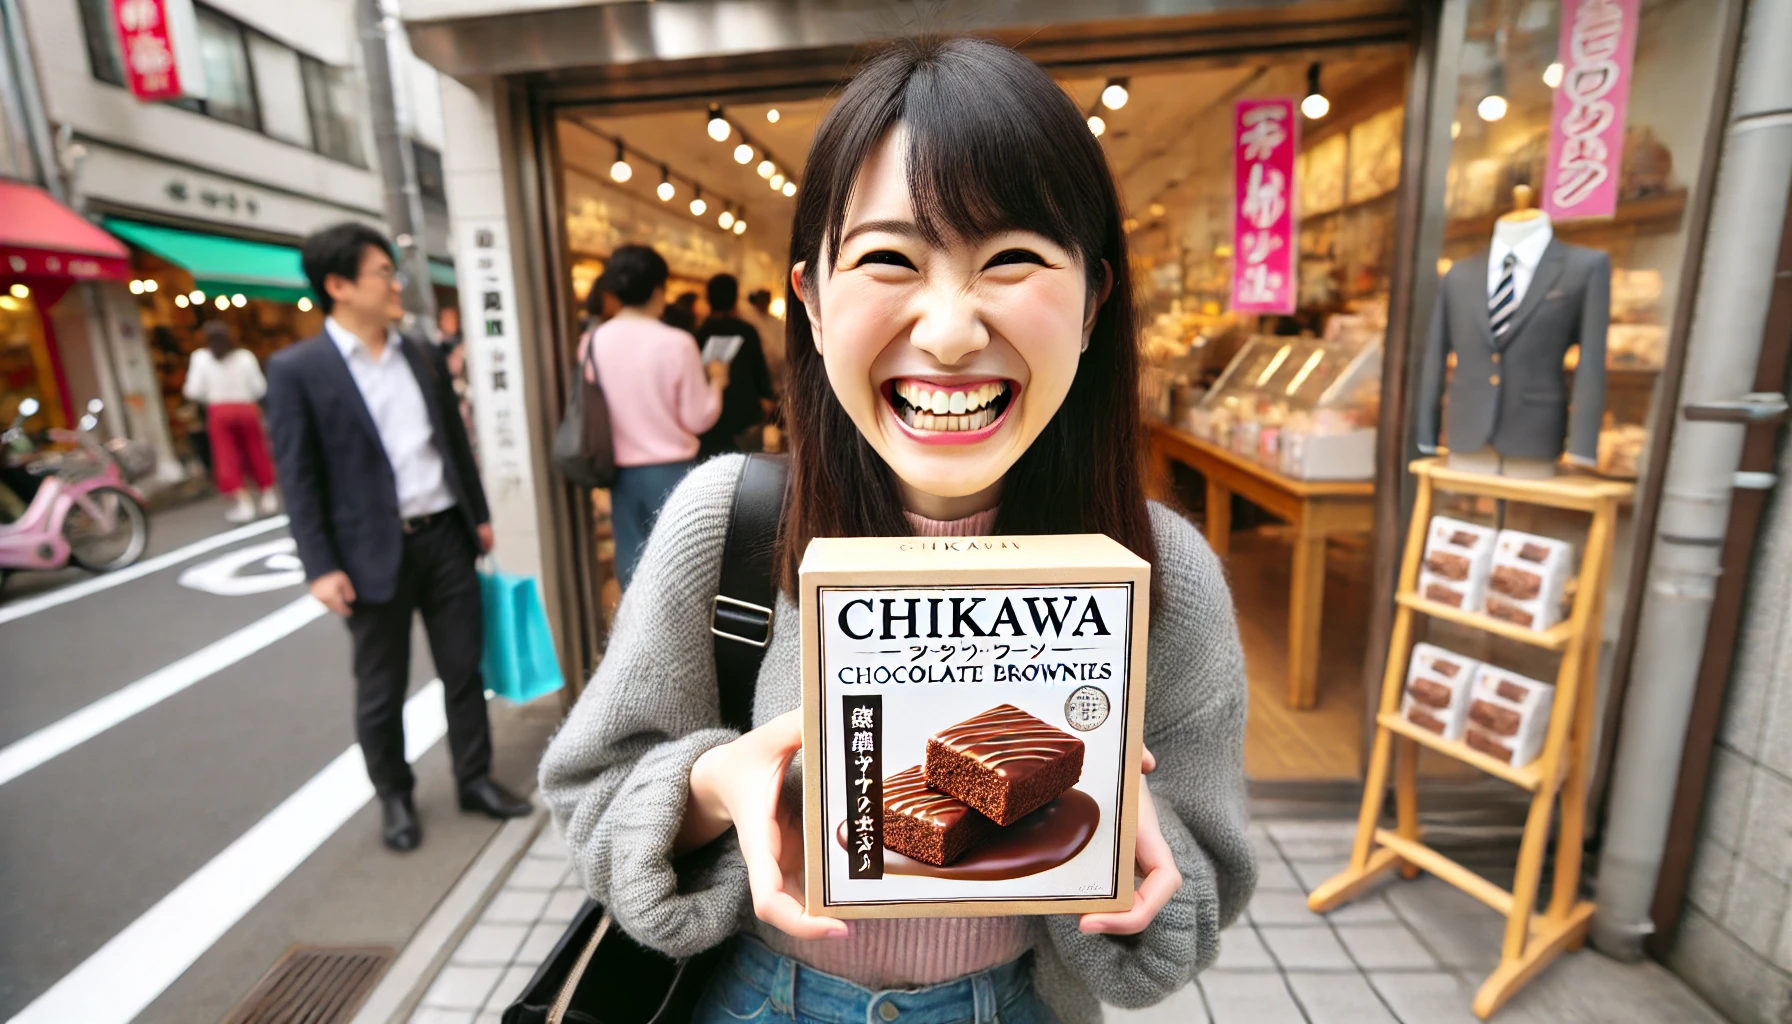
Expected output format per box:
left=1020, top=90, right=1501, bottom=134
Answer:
left=1377, top=710, right=1545, bottom=791
left=1396, top=592, right=1575, bottom=650
left=1443, top=190, right=1687, bottom=246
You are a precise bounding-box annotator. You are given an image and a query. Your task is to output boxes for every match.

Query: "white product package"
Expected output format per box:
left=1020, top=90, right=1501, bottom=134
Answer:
left=1416, top=516, right=1497, bottom=612
left=1463, top=666, right=1556, bottom=768
left=1483, top=530, right=1574, bottom=632
left=1399, top=642, right=1479, bottom=741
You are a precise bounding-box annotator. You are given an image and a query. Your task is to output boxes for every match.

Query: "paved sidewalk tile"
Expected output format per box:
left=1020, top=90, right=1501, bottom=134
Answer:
left=540, top=886, right=586, bottom=924
left=1259, top=924, right=1355, bottom=971
left=1256, top=858, right=1302, bottom=892
left=515, top=921, right=564, bottom=967
left=420, top=965, right=503, bottom=1010
left=409, top=1009, right=474, bottom=1024
left=1368, top=971, right=1487, bottom=1024
left=1335, top=924, right=1440, bottom=970
left=483, top=889, right=552, bottom=924
left=507, top=856, right=571, bottom=890
left=1211, top=925, right=1276, bottom=971
left=1200, top=972, right=1305, bottom=1024
left=1247, top=890, right=1322, bottom=925
left=1383, top=878, right=1503, bottom=971
left=483, top=964, right=536, bottom=1014
left=527, top=830, right=569, bottom=861
left=1320, top=893, right=1399, bottom=926
left=1104, top=983, right=1209, bottom=1023
left=451, top=923, right=528, bottom=966
left=1285, top=971, right=1399, bottom=1024
left=1290, top=857, right=1350, bottom=893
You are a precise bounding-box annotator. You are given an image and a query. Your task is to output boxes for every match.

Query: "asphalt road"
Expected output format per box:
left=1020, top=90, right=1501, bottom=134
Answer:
left=0, top=499, right=555, bottom=1022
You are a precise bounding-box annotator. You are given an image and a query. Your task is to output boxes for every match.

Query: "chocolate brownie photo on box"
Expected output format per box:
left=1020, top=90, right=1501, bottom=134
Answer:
left=1424, top=550, right=1472, bottom=581
left=926, top=704, right=1085, bottom=827
left=1424, top=581, right=1467, bottom=608
left=1407, top=676, right=1454, bottom=709
left=1490, top=565, right=1543, bottom=601
left=881, top=765, right=997, bottom=867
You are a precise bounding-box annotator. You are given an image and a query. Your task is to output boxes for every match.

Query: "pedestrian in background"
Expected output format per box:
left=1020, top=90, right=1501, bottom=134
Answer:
left=267, top=222, right=531, bottom=853
left=183, top=320, right=277, bottom=523
left=661, top=290, right=701, bottom=333
left=695, top=273, right=777, bottom=457
left=744, top=286, right=786, bottom=392
left=580, top=245, right=727, bottom=587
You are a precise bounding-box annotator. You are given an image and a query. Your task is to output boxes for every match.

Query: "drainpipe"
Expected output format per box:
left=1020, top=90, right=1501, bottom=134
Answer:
left=0, top=0, right=62, bottom=198
left=1591, top=0, right=1792, bottom=960
left=357, top=0, right=436, bottom=326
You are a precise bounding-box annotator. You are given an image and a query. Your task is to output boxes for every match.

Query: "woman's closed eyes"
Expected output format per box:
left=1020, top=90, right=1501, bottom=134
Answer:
left=850, top=247, right=1052, bottom=272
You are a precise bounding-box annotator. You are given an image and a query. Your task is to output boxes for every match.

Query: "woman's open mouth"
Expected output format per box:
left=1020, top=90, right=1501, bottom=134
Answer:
left=885, top=378, right=1016, bottom=439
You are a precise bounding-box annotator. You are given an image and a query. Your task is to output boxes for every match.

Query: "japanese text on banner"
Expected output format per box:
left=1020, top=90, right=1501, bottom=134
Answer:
left=1232, top=99, right=1298, bottom=315
left=1543, top=0, right=1639, bottom=220
left=843, top=696, right=883, bottom=879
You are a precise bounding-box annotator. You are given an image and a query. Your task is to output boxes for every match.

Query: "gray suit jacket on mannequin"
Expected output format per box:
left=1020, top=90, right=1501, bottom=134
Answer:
left=1415, top=238, right=1609, bottom=465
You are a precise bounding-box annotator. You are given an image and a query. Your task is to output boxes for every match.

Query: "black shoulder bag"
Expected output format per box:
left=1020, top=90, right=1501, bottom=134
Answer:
left=551, top=330, right=618, bottom=489
left=504, top=454, right=787, bottom=1024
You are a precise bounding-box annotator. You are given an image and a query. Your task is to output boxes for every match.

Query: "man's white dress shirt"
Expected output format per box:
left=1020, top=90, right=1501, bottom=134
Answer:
left=326, top=317, right=456, bottom=519
left=1487, top=220, right=1555, bottom=308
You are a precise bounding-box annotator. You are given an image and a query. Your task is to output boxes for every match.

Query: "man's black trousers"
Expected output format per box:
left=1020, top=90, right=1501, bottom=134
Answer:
left=346, top=515, right=491, bottom=797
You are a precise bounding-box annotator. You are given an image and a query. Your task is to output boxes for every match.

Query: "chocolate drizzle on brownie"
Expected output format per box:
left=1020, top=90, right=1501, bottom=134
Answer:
left=930, top=704, right=1084, bottom=780
left=926, top=705, right=1085, bottom=827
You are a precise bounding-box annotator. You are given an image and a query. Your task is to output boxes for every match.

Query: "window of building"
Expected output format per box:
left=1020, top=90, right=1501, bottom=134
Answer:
left=194, top=8, right=260, bottom=131
left=412, top=141, right=446, bottom=204
left=76, top=0, right=126, bottom=87
left=247, top=34, right=311, bottom=148
left=302, top=56, right=368, bottom=168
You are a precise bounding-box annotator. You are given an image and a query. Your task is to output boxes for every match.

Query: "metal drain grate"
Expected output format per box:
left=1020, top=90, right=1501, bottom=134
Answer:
left=222, top=945, right=394, bottom=1024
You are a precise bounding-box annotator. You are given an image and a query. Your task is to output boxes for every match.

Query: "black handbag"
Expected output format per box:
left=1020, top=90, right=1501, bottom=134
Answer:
left=551, top=331, right=618, bottom=489
left=504, top=454, right=787, bottom=1024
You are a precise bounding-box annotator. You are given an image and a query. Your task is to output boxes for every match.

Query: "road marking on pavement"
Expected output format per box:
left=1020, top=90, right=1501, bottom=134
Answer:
left=8, top=680, right=449, bottom=1024
left=0, top=596, right=328, bottom=787
left=0, top=514, right=290, bottom=626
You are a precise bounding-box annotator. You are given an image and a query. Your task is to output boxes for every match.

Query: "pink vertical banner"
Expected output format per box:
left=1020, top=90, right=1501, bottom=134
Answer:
left=1232, top=99, right=1298, bottom=316
left=1542, top=0, right=1640, bottom=220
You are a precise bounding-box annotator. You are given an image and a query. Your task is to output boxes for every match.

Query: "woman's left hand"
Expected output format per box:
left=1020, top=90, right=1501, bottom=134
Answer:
left=1078, top=749, right=1181, bottom=935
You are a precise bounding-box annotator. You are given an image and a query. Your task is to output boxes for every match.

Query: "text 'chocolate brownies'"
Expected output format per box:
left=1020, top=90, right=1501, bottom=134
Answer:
left=926, top=704, right=1085, bottom=827
left=882, top=765, right=997, bottom=867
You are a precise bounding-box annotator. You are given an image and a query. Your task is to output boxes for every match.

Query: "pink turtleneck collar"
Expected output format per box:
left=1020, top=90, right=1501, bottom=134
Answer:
left=902, top=506, right=1000, bottom=537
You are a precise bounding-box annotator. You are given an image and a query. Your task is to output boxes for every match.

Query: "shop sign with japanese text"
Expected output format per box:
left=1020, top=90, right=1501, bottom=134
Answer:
left=1543, top=0, right=1639, bottom=220
left=1232, top=98, right=1298, bottom=316
left=110, top=0, right=207, bottom=102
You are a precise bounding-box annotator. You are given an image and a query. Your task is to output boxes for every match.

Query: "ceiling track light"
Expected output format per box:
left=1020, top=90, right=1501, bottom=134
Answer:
left=707, top=104, right=731, bottom=142
left=733, top=142, right=754, bottom=164
left=766, top=108, right=780, bottom=123
left=1478, top=62, right=1509, bottom=122
left=732, top=218, right=746, bottom=235
left=610, top=140, right=633, bottom=182
left=782, top=181, right=796, bottom=197
left=1301, top=62, right=1330, bottom=119
left=657, top=164, right=675, bottom=201
left=757, top=158, right=776, bottom=179
left=1087, top=114, right=1106, bottom=137
left=1101, top=78, right=1129, bottom=111
left=690, top=186, right=707, bottom=217
left=719, top=207, right=736, bottom=230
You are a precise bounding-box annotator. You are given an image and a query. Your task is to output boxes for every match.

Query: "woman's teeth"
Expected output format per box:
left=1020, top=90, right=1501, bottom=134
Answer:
left=890, top=380, right=1010, bottom=432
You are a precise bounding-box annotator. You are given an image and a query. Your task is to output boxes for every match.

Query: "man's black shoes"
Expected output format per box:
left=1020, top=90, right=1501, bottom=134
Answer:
left=459, top=776, right=532, bottom=819
left=381, top=793, right=421, bottom=851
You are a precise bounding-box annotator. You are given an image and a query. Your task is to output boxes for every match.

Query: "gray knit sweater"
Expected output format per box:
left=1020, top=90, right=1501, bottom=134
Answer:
left=539, top=455, right=1255, bottom=1021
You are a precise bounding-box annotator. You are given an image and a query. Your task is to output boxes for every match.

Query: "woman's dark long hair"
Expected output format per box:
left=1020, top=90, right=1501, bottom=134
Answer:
left=202, top=320, right=239, bottom=359
left=776, top=36, right=1153, bottom=595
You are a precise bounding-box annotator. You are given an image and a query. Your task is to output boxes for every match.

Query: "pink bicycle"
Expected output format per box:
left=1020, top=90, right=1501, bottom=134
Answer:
left=0, top=398, right=150, bottom=589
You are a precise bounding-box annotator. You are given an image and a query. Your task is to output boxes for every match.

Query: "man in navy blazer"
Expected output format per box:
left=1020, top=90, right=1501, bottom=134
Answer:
left=267, top=222, right=529, bottom=851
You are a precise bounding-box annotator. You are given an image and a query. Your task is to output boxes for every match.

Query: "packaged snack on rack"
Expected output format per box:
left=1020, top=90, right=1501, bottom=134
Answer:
left=1399, top=642, right=1479, bottom=740
left=1463, top=666, right=1556, bottom=768
left=1417, top=516, right=1497, bottom=611
left=1484, top=530, right=1574, bottom=631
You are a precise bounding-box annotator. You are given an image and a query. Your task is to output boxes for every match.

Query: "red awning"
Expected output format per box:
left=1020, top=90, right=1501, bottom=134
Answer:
left=0, top=182, right=132, bottom=282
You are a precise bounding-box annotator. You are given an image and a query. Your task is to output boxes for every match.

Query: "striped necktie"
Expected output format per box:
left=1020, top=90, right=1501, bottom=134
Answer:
left=1489, top=253, right=1518, bottom=338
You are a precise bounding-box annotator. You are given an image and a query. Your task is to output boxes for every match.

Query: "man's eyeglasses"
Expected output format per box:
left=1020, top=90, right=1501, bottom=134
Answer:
left=364, top=266, right=409, bottom=289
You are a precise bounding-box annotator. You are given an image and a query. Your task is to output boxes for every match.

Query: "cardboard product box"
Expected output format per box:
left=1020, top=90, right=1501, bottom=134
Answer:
left=800, top=534, right=1150, bottom=919
left=1484, top=530, right=1574, bottom=632
left=1462, top=666, right=1556, bottom=768
left=1416, top=516, right=1497, bottom=612
left=1399, top=642, right=1479, bottom=740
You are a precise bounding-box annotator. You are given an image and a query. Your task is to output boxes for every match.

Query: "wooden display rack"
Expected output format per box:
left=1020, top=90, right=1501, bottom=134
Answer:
left=1308, top=458, right=1633, bottom=1019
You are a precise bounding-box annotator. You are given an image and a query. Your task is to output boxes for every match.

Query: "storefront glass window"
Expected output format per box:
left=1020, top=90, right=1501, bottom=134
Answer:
left=75, top=0, right=126, bottom=87
left=195, top=9, right=260, bottom=132
left=0, top=292, right=64, bottom=433
left=301, top=57, right=369, bottom=167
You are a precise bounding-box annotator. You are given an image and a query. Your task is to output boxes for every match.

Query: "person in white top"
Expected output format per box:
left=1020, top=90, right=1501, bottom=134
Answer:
left=183, top=321, right=277, bottom=522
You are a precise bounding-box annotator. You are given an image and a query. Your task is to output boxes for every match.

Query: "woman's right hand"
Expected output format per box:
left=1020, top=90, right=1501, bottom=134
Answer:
left=682, top=709, right=849, bottom=940
left=705, top=360, right=731, bottom=388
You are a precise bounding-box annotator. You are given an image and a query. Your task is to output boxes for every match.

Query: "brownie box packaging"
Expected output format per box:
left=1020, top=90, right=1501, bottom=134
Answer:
left=1417, top=516, right=1496, bottom=612
left=800, top=534, right=1150, bottom=918
left=1400, top=642, right=1479, bottom=741
left=1484, top=530, right=1574, bottom=632
left=1462, top=666, right=1556, bottom=768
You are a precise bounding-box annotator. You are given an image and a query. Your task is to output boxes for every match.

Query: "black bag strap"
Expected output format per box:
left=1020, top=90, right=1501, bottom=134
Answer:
left=711, top=453, right=788, bottom=732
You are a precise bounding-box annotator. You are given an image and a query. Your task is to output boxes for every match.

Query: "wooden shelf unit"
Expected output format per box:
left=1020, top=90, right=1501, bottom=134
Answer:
left=1308, top=458, right=1634, bottom=1019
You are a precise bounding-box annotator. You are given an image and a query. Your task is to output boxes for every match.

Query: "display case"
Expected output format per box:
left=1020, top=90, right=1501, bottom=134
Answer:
left=1185, top=317, right=1383, bottom=480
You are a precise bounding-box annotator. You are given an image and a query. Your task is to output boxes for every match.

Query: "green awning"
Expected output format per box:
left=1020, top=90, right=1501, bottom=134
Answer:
left=103, top=218, right=311, bottom=303
left=429, top=259, right=456, bottom=289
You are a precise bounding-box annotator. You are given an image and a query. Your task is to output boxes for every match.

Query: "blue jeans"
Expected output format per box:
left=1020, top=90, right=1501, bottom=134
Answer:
left=693, top=935, right=1058, bottom=1024
left=611, top=459, right=694, bottom=589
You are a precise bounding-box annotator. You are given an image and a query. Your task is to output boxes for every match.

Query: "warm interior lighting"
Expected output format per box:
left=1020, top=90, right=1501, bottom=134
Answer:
left=231, top=293, right=246, bottom=307
left=189, top=290, right=204, bottom=303
left=732, top=220, right=746, bottom=235
left=1543, top=62, right=1564, bottom=89
left=781, top=181, right=796, bottom=197
left=214, top=295, right=230, bottom=310
left=1101, top=79, right=1129, bottom=110
left=707, top=105, right=730, bottom=141
left=769, top=173, right=785, bottom=190
left=768, top=296, right=786, bottom=318
left=609, top=141, right=632, bottom=182
left=658, top=180, right=675, bottom=202
left=143, top=279, right=158, bottom=292
left=765, top=108, right=780, bottom=123
left=8, top=283, right=27, bottom=299
left=690, top=191, right=707, bottom=217
left=297, top=296, right=313, bottom=311
left=719, top=209, right=735, bottom=230
left=1478, top=94, right=1509, bottom=121
left=1451, top=120, right=1462, bottom=139
left=733, top=143, right=753, bottom=164
left=1087, top=115, right=1106, bottom=137
left=129, top=279, right=145, bottom=294
left=757, top=159, right=776, bottom=178
left=174, top=294, right=189, bottom=308
left=1301, top=62, right=1329, bottom=120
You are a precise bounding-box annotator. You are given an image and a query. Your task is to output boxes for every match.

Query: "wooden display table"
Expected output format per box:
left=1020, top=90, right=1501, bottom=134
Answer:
left=1146, top=422, right=1375, bottom=709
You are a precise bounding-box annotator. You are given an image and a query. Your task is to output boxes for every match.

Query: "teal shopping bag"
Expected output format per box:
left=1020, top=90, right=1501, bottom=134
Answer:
left=479, top=570, right=565, bottom=704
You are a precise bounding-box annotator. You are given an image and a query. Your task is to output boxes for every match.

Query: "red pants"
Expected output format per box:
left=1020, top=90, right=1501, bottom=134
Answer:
left=208, top=402, right=275, bottom=494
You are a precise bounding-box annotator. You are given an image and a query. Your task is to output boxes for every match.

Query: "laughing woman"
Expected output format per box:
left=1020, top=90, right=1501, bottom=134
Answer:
left=539, top=37, right=1255, bottom=1024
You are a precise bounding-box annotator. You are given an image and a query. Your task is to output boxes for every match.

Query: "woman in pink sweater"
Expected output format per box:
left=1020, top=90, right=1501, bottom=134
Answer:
left=582, top=245, right=727, bottom=586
